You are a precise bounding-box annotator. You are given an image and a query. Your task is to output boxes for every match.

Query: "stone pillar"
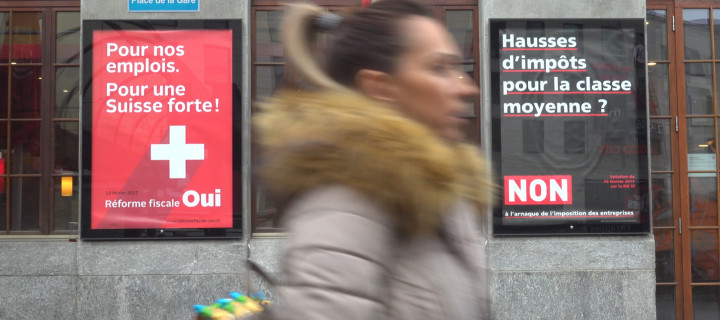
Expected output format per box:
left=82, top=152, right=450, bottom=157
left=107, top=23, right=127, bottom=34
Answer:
left=76, top=1, right=255, bottom=319
left=479, top=1, right=656, bottom=319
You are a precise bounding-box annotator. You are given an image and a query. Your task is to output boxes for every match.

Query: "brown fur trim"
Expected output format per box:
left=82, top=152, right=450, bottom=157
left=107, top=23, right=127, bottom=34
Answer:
left=255, top=90, right=494, bottom=235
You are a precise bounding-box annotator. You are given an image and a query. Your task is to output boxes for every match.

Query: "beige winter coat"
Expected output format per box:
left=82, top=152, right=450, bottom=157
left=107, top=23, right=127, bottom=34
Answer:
left=256, top=90, right=494, bottom=320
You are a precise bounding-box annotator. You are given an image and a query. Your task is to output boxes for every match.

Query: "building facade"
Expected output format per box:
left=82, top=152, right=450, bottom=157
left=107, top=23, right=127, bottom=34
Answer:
left=1, top=0, right=716, bottom=319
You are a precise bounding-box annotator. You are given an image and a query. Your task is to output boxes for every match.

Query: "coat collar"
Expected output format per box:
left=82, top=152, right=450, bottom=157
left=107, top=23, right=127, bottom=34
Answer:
left=255, top=90, right=494, bottom=236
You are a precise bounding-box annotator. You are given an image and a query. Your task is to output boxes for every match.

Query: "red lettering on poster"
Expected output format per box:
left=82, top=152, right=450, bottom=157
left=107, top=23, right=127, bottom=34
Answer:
left=504, top=175, right=573, bottom=205
left=602, top=174, right=636, bottom=189
left=91, top=30, right=233, bottom=229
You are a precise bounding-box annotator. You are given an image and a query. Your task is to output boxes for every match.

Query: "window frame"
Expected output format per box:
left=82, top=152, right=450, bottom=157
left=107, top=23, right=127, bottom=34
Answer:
left=0, top=0, right=80, bottom=236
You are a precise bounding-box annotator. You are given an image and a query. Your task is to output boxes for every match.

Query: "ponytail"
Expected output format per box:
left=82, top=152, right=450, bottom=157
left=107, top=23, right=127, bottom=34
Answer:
left=282, top=3, right=347, bottom=91
left=282, top=0, right=429, bottom=90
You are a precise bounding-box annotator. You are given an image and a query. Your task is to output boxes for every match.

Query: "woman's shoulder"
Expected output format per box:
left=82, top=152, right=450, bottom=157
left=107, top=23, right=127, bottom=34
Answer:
left=282, top=184, right=394, bottom=229
left=280, top=184, right=398, bottom=265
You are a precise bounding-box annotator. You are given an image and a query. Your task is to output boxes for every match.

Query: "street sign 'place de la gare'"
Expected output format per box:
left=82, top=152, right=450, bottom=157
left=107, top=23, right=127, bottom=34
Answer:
left=128, top=0, right=199, bottom=12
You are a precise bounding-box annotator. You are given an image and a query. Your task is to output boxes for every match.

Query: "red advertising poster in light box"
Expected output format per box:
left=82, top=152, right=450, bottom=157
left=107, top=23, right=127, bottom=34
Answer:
left=91, top=30, right=232, bottom=229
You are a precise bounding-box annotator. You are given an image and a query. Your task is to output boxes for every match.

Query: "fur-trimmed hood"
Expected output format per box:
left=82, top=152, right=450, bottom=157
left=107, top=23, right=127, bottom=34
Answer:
left=255, top=90, right=494, bottom=235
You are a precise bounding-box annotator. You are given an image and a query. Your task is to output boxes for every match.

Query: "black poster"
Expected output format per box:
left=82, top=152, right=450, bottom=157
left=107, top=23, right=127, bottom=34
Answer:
left=490, top=19, right=650, bottom=235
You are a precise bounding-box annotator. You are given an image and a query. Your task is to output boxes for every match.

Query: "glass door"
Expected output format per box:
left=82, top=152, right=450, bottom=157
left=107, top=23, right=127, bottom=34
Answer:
left=649, top=1, right=720, bottom=318
left=678, top=6, right=720, bottom=319
left=647, top=4, right=683, bottom=319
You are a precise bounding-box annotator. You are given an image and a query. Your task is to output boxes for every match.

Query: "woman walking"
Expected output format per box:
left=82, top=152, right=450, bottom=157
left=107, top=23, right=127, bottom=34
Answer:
left=255, top=1, right=494, bottom=319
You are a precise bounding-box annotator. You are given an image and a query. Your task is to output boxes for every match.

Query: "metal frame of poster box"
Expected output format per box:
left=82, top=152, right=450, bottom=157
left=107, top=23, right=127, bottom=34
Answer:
left=80, top=20, right=243, bottom=240
left=489, top=18, right=651, bottom=236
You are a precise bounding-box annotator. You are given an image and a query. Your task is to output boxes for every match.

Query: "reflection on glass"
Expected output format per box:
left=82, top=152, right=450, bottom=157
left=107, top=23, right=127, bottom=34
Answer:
left=11, top=12, right=42, bottom=63
left=563, top=23, right=582, bottom=53
left=0, top=12, right=8, bottom=64
left=459, top=64, right=476, bottom=116
left=256, top=11, right=284, bottom=62
left=255, top=186, right=278, bottom=229
left=647, top=10, right=668, bottom=61
left=687, top=118, right=717, bottom=205
left=0, top=67, right=8, bottom=118
left=714, top=10, right=720, bottom=59
left=656, top=286, right=676, bottom=320
left=0, top=120, right=7, bottom=229
left=564, top=121, right=586, bottom=154
left=255, top=65, right=284, bottom=99
left=600, top=26, right=633, bottom=59
left=526, top=21, right=545, bottom=39
left=56, top=12, right=80, bottom=64
left=691, top=230, right=719, bottom=282
left=54, top=122, right=78, bottom=173
left=648, top=65, right=670, bottom=116
left=0, top=120, right=8, bottom=154
left=689, top=175, right=717, bottom=226
left=692, top=286, right=719, bottom=319
left=11, top=66, right=41, bottom=118
left=652, top=174, right=673, bottom=227
left=10, top=177, right=39, bottom=231
left=0, top=127, right=4, bottom=230
left=650, top=119, right=672, bottom=171
left=523, top=120, right=544, bottom=154
left=54, top=176, right=78, bottom=232
left=55, top=67, right=79, bottom=118
left=684, top=9, right=711, bottom=60
left=687, top=118, right=717, bottom=184
left=686, top=63, right=714, bottom=114
left=655, top=229, right=675, bottom=282
left=446, top=10, right=474, bottom=61
left=10, top=121, right=40, bottom=174
left=0, top=120, right=8, bottom=152
left=714, top=64, right=720, bottom=116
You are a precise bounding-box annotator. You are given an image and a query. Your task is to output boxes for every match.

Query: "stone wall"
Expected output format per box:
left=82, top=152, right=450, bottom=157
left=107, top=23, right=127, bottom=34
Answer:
left=479, top=0, right=655, bottom=319
left=0, top=0, right=656, bottom=319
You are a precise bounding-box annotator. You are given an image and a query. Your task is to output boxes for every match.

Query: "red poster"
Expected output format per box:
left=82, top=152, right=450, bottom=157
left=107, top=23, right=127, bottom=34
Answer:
left=91, top=30, right=233, bottom=229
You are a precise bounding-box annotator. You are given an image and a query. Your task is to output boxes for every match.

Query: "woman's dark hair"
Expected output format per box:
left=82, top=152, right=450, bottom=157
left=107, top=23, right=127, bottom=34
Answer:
left=282, top=0, right=430, bottom=90
left=327, top=0, right=429, bottom=86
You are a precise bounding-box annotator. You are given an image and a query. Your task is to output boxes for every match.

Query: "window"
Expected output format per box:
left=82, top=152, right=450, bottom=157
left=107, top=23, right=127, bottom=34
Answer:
left=0, top=1, right=80, bottom=235
left=251, top=0, right=479, bottom=232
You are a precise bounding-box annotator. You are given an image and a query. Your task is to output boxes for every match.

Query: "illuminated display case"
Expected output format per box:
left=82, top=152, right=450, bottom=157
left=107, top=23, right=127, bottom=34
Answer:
left=81, top=20, right=243, bottom=239
left=490, top=19, right=650, bottom=235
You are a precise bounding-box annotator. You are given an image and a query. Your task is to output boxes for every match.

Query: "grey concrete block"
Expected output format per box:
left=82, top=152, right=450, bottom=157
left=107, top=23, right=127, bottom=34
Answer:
left=248, top=238, right=285, bottom=274
left=194, top=242, right=248, bottom=274
left=78, top=274, right=250, bottom=320
left=0, top=276, right=77, bottom=320
left=491, top=270, right=656, bottom=320
left=489, top=236, right=655, bottom=271
left=78, top=241, right=196, bottom=275
left=82, top=0, right=247, bottom=20
left=482, top=0, right=644, bottom=19
left=247, top=270, right=280, bottom=302
left=77, top=240, right=245, bottom=275
left=0, top=241, right=77, bottom=276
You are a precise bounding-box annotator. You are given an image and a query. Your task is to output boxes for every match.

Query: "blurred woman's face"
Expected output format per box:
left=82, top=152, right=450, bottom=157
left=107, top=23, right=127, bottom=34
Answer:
left=390, top=16, right=478, bottom=142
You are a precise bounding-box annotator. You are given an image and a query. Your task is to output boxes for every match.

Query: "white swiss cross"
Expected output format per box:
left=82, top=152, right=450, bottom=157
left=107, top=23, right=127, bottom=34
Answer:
left=151, top=125, right=205, bottom=179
